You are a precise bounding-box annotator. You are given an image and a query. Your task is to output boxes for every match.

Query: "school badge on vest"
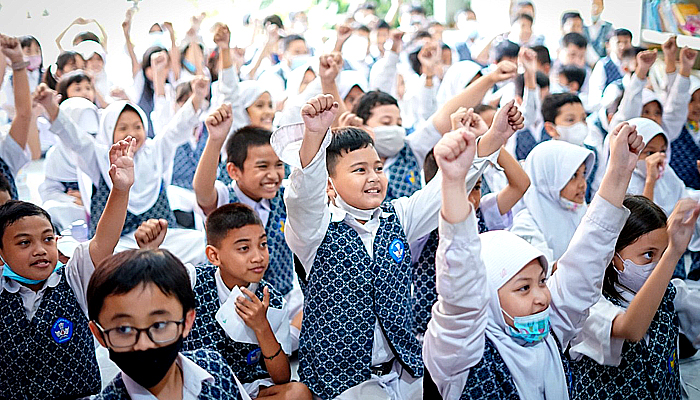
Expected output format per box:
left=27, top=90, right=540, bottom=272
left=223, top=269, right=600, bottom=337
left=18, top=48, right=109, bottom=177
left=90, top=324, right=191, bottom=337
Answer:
left=405, top=170, right=418, bottom=186
left=51, top=317, right=73, bottom=343
left=668, top=348, right=678, bottom=374
left=389, top=238, right=405, bottom=263
left=246, top=348, right=262, bottom=365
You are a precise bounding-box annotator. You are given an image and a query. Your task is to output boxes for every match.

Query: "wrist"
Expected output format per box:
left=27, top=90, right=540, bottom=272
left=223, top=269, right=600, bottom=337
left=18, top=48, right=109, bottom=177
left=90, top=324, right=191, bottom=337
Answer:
left=680, top=66, right=691, bottom=77
left=666, top=244, right=685, bottom=258
left=252, top=320, right=273, bottom=336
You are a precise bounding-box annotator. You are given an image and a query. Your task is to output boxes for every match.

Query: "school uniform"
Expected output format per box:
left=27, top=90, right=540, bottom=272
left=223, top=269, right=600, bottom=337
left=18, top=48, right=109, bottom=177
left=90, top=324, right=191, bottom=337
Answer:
left=0, top=129, right=31, bottom=200
left=589, top=53, right=625, bottom=104
left=271, top=123, right=497, bottom=399
left=0, top=242, right=101, bottom=399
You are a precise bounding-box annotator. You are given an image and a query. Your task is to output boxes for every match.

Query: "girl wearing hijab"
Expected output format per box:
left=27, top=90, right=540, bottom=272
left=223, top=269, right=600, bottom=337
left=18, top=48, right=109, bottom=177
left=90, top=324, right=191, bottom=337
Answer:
left=424, top=121, right=643, bottom=400
left=35, top=83, right=206, bottom=265
left=510, top=140, right=595, bottom=264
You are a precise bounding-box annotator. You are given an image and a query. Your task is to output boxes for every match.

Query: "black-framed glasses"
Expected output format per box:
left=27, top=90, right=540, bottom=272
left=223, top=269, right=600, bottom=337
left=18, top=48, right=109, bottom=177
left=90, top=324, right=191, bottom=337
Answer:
left=94, top=319, right=185, bottom=348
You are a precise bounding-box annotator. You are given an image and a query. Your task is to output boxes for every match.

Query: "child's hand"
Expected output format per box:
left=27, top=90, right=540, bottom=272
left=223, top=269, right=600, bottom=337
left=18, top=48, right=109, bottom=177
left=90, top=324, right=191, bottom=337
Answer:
left=519, top=47, right=537, bottom=74
left=32, top=83, right=60, bottom=121
left=190, top=75, right=210, bottom=101
left=450, top=107, right=473, bottom=131
left=301, top=94, right=339, bottom=136
left=151, top=51, right=169, bottom=75
left=135, top=219, right=168, bottom=249
left=680, top=47, right=698, bottom=76
left=487, top=61, right=518, bottom=84
left=662, top=36, right=679, bottom=60
left=635, top=50, right=657, bottom=78
left=608, top=122, right=644, bottom=174
left=338, top=111, right=363, bottom=127
left=666, top=198, right=700, bottom=255
left=162, top=21, right=174, bottom=34
left=109, top=136, right=136, bottom=191
left=335, top=23, right=353, bottom=46
left=390, top=30, right=404, bottom=53
left=319, top=54, right=341, bottom=83
left=205, top=103, right=233, bottom=143
left=0, top=35, right=24, bottom=64
left=490, top=100, right=524, bottom=142
left=67, top=189, right=83, bottom=206
left=122, top=9, right=133, bottom=35
left=644, top=152, right=665, bottom=183
left=418, top=41, right=440, bottom=75
left=236, top=286, right=271, bottom=334
left=434, top=127, right=477, bottom=183
left=213, top=23, right=231, bottom=49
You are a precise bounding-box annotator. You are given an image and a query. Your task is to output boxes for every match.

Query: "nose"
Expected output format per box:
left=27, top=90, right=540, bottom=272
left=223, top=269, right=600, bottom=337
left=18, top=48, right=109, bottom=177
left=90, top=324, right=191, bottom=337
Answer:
left=533, top=287, right=549, bottom=309
left=132, top=330, right=156, bottom=351
left=33, top=243, right=48, bottom=257
left=251, top=247, right=265, bottom=264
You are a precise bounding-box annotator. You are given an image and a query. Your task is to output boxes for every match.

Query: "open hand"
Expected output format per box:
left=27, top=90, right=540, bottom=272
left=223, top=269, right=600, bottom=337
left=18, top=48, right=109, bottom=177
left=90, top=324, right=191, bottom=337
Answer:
left=667, top=198, right=700, bottom=254
left=109, top=136, right=136, bottom=191
left=236, top=286, right=271, bottom=333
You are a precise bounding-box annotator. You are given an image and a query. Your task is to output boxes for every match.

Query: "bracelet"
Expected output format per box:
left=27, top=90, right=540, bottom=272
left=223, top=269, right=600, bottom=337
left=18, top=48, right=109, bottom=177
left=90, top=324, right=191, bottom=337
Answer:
left=262, top=344, right=283, bottom=360
left=11, top=60, right=29, bottom=71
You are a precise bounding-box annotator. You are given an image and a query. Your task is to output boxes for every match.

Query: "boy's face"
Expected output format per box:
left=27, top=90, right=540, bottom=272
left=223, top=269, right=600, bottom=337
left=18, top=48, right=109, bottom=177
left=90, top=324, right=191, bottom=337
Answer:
left=560, top=44, right=586, bottom=68
left=329, top=145, right=388, bottom=210
left=67, top=80, right=95, bottom=103
left=468, top=178, right=482, bottom=209
left=498, top=260, right=551, bottom=328
left=0, top=215, right=58, bottom=285
left=642, top=101, right=663, bottom=126
left=548, top=101, right=587, bottom=136
left=558, top=74, right=579, bottom=93
left=366, top=104, right=402, bottom=129
left=283, top=39, right=309, bottom=65
left=612, top=35, right=632, bottom=59
left=562, top=17, right=583, bottom=34
left=688, top=90, right=700, bottom=123
left=206, top=224, right=268, bottom=289
left=227, top=144, right=285, bottom=202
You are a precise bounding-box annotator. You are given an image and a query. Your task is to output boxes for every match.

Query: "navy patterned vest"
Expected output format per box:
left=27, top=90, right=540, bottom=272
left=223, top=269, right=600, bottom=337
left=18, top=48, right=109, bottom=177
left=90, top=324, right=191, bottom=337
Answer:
left=93, top=349, right=242, bottom=399
left=670, top=125, right=700, bottom=190
left=0, top=156, right=18, bottom=200
left=385, top=144, right=422, bottom=201
left=514, top=127, right=551, bottom=161
left=299, top=203, right=423, bottom=399
left=61, top=181, right=80, bottom=192
left=570, top=284, right=681, bottom=400
left=183, top=264, right=285, bottom=383
left=584, top=143, right=599, bottom=203
left=460, top=332, right=572, bottom=400
left=603, top=57, right=624, bottom=89
left=171, top=124, right=208, bottom=190
left=592, top=114, right=609, bottom=141
left=227, top=187, right=293, bottom=295
left=0, top=267, right=101, bottom=399
left=89, top=176, right=177, bottom=238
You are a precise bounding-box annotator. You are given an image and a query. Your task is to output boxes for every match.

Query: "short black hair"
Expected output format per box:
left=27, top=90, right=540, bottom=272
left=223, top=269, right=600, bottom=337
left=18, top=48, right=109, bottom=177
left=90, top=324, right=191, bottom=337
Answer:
left=424, top=149, right=438, bottom=183
left=512, top=13, right=533, bottom=26
left=614, top=28, right=633, bottom=40
left=559, top=65, right=586, bottom=90
left=494, top=40, right=520, bottom=63
left=375, top=20, right=390, bottom=30
left=87, top=249, right=195, bottom=321
left=541, top=92, right=582, bottom=123
left=410, top=5, right=426, bottom=15
left=513, top=71, right=549, bottom=98
left=73, top=31, right=101, bottom=46
left=175, top=81, right=193, bottom=105
left=283, top=34, right=306, bottom=52
left=263, top=15, right=284, bottom=29
left=561, top=32, right=587, bottom=49
left=352, top=90, right=399, bottom=123
left=0, top=174, right=11, bottom=196
left=326, top=127, right=374, bottom=176
left=226, top=126, right=273, bottom=170
left=56, top=69, right=92, bottom=104
left=622, top=46, right=645, bottom=59
left=205, top=203, right=263, bottom=247
left=530, top=45, right=551, bottom=66
left=561, top=11, right=582, bottom=27
left=0, top=201, right=52, bottom=249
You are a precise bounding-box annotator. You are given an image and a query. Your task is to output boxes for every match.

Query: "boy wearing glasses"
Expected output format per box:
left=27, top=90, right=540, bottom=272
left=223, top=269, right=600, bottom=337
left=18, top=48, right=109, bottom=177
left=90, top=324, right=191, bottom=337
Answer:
left=0, top=139, right=135, bottom=399
left=87, top=249, right=248, bottom=399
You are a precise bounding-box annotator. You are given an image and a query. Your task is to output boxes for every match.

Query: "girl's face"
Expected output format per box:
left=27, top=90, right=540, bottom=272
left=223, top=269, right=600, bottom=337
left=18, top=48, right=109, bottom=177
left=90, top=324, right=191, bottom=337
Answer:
left=560, top=163, right=587, bottom=204
left=67, top=80, right=95, bottom=103
left=114, top=109, right=146, bottom=151
left=688, top=90, right=700, bottom=123
left=498, top=260, right=551, bottom=328
left=638, top=134, right=667, bottom=161
left=22, top=41, right=41, bottom=57
left=614, top=227, right=668, bottom=271
left=642, top=101, right=663, bottom=126
left=86, top=54, right=104, bottom=74
left=299, top=69, right=316, bottom=94
left=246, top=92, right=274, bottom=130
left=469, top=178, right=482, bottom=209
left=62, top=56, right=85, bottom=75
left=344, top=86, right=365, bottom=112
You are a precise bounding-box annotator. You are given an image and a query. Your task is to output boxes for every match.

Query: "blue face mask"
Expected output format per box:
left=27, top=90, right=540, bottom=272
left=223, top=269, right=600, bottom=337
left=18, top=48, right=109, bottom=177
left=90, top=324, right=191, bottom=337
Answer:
left=182, top=59, right=196, bottom=73
left=502, top=307, right=550, bottom=343
left=1, top=256, right=63, bottom=285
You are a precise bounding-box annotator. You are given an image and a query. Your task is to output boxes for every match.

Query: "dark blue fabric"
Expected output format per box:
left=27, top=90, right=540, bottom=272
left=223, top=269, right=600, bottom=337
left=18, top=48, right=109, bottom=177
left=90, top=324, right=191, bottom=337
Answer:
left=514, top=127, right=552, bottom=161
left=0, top=156, right=18, bottom=200
left=171, top=123, right=208, bottom=190
left=385, top=144, right=422, bottom=201
left=669, top=125, right=700, bottom=190
left=602, top=57, right=624, bottom=89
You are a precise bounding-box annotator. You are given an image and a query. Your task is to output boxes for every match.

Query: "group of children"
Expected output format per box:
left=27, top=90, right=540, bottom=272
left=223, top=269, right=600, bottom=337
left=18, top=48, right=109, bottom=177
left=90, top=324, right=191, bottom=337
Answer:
left=2, top=0, right=700, bottom=399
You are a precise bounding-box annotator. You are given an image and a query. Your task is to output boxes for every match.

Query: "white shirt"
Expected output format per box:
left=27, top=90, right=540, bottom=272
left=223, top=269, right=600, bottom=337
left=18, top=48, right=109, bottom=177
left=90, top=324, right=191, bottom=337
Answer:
left=0, top=130, right=31, bottom=179
left=589, top=53, right=622, bottom=106
left=213, top=181, right=272, bottom=226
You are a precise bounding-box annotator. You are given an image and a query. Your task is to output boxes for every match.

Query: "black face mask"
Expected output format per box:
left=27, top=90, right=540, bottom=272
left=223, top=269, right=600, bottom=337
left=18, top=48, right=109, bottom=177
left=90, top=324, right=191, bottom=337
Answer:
left=108, top=336, right=183, bottom=389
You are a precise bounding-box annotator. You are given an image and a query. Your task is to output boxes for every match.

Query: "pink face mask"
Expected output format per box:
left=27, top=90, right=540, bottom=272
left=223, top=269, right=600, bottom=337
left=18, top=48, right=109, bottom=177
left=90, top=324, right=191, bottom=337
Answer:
left=25, top=55, right=42, bottom=71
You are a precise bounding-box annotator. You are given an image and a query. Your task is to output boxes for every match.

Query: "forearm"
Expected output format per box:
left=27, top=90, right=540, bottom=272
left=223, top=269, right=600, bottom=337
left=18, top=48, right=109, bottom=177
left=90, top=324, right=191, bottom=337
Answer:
left=642, top=180, right=655, bottom=201
left=220, top=46, right=233, bottom=70
left=255, top=324, right=291, bottom=384
left=193, top=138, right=225, bottom=214
left=26, top=117, right=41, bottom=160
left=433, top=75, right=494, bottom=134
left=441, top=179, right=471, bottom=224
left=10, top=67, right=31, bottom=148
left=125, top=38, right=140, bottom=78
left=496, top=150, right=529, bottom=213
left=169, top=33, right=181, bottom=82
left=89, top=187, right=129, bottom=266
left=321, top=79, right=347, bottom=126
left=300, top=130, right=327, bottom=168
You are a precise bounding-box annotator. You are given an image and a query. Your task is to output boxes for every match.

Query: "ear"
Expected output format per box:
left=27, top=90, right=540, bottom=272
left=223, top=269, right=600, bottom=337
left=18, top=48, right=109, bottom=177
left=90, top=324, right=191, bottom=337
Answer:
left=89, top=321, right=108, bottom=348
left=544, top=122, right=560, bottom=139
left=326, top=178, right=336, bottom=203
left=181, top=309, right=197, bottom=338
left=226, top=162, right=242, bottom=182
left=205, top=244, right=221, bottom=266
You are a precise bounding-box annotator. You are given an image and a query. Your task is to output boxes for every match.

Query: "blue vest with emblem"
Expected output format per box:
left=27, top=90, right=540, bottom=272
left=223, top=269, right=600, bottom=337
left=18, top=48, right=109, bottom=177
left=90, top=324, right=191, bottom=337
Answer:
left=514, top=127, right=552, bottom=161
left=570, top=284, right=681, bottom=400
left=89, top=176, right=177, bottom=238
left=602, top=57, right=624, bottom=89
left=227, top=187, right=293, bottom=295
left=0, top=267, right=101, bottom=399
left=0, top=156, right=18, bottom=200
left=460, top=332, right=572, bottom=400
left=171, top=124, right=208, bottom=190
left=93, top=349, right=242, bottom=400
left=183, top=264, right=285, bottom=383
left=385, top=144, right=422, bottom=201
left=670, top=125, right=700, bottom=190
left=299, top=203, right=423, bottom=399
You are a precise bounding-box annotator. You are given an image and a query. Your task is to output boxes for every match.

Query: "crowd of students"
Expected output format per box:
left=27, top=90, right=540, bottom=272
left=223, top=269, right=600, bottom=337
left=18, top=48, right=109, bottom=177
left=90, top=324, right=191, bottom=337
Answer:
left=1, top=0, right=700, bottom=399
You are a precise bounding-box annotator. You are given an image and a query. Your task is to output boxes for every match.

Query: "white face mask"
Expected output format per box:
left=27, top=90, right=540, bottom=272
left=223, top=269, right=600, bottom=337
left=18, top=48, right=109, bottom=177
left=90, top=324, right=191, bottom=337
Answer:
left=614, top=253, right=657, bottom=293
left=555, top=122, right=588, bottom=146
left=328, top=178, right=378, bottom=221
left=558, top=196, right=584, bottom=212
left=372, top=125, right=406, bottom=158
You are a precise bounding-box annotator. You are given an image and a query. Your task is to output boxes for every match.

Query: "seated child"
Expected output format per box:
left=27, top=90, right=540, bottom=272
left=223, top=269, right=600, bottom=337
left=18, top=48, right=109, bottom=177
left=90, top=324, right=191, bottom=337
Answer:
left=56, top=69, right=96, bottom=105
left=0, top=138, right=135, bottom=399
left=557, top=64, right=586, bottom=94
left=424, top=121, right=643, bottom=399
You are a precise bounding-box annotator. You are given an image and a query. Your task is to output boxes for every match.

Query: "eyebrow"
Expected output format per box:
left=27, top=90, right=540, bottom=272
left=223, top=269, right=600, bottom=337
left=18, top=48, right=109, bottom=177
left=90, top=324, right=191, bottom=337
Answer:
left=349, top=162, right=368, bottom=169
left=12, top=228, right=53, bottom=239
left=233, top=238, right=251, bottom=244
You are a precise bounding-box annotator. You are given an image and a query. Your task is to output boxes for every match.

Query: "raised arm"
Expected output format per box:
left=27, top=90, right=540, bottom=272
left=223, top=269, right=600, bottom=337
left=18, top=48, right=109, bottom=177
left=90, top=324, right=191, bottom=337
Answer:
left=163, top=22, right=181, bottom=82
left=318, top=53, right=347, bottom=126
left=368, top=31, right=402, bottom=95
left=2, top=35, right=32, bottom=149
left=610, top=51, right=656, bottom=127
left=333, top=24, right=352, bottom=53
left=663, top=47, right=696, bottom=142
left=495, top=149, right=530, bottom=214
left=193, top=103, right=233, bottom=215
left=122, top=10, right=140, bottom=79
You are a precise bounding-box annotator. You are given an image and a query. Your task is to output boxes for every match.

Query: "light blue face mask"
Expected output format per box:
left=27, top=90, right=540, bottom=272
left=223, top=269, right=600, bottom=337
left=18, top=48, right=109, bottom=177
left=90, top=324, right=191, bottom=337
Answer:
left=1, top=255, right=63, bottom=285
left=182, top=59, right=196, bottom=73
left=502, top=307, right=550, bottom=343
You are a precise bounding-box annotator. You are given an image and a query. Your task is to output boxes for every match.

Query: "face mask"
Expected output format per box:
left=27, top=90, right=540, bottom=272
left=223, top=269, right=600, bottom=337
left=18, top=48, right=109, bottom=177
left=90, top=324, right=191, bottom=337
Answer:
left=556, top=122, right=588, bottom=146
left=108, top=336, right=183, bottom=389
left=182, top=59, right=196, bottom=73
left=591, top=14, right=601, bottom=23
left=1, top=256, right=63, bottom=285
left=26, top=55, right=42, bottom=71
left=501, top=307, right=550, bottom=343
left=372, top=125, right=406, bottom=158
left=290, top=54, right=311, bottom=70
left=558, top=196, right=583, bottom=212
left=614, top=253, right=657, bottom=293
left=329, top=178, right=378, bottom=221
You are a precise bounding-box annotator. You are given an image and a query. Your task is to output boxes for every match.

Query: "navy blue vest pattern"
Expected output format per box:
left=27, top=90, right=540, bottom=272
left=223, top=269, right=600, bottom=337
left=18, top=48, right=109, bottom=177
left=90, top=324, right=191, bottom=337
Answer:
left=584, top=144, right=599, bottom=203
left=385, top=144, right=422, bottom=201
left=0, top=267, right=101, bottom=399
left=227, top=187, right=294, bottom=295
left=89, top=176, right=177, bottom=237
left=93, top=349, right=242, bottom=399
left=670, top=126, right=700, bottom=190
left=593, top=115, right=609, bottom=141
left=514, top=127, right=551, bottom=161
left=570, top=284, right=681, bottom=400
left=183, top=264, right=285, bottom=383
left=603, top=57, right=624, bottom=89
left=171, top=124, right=208, bottom=190
left=0, top=156, right=18, bottom=200
left=61, top=181, right=80, bottom=192
left=299, top=203, right=423, bottom=399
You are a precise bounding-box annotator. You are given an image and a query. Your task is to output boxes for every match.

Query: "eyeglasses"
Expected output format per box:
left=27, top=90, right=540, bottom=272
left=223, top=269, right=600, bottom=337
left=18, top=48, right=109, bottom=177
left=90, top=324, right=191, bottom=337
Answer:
left=94, top=319, right=185, bottom=348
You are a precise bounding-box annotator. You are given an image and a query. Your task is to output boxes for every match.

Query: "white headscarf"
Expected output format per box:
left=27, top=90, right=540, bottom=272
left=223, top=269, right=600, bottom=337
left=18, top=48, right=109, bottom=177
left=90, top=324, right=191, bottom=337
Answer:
left=480, top=230, right=569, bottom=400
left=642, top=88, right=662, bottom=109
left=284, top=61, right=317, bottom=100
left=522, top=140, right=594, bottom=261
left=97, top=101, right=162, bottom=215
left=436, top=60, right=482, bottom=107
left=337, top=70, right=368, bottom=101
left=232, top=80, right=270, bottom=133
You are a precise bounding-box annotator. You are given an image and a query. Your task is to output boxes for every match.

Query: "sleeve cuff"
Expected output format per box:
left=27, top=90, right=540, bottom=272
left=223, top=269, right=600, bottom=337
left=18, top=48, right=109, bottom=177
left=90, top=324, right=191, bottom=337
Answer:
left=438, top=206, right=478, bottom=245
left=585, top=195, right=631, bottom=233
left=271, top=123, right=332, bottom=170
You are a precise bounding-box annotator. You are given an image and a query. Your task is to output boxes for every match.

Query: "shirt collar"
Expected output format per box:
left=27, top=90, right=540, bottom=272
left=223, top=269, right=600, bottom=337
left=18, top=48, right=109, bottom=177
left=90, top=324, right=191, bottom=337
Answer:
left=328, top=201, right=385, bottom=223
left=214, top=268, right=259, bottom=305
left=1, top=265, right=62, bottom=294
left=122, top=354, right=215, bottom=400
left=231, top=182, right=271, bottom=212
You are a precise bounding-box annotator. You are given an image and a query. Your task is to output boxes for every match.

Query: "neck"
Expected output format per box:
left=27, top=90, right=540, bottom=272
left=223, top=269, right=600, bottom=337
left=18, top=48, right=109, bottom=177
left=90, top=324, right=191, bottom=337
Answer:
left=219, top=268, right=249, bottom=290
left=148, top=360, right=183, bottom=400
left=23, top=281, right=45, bottom=292
left=237, top=184, right=263, bottom=203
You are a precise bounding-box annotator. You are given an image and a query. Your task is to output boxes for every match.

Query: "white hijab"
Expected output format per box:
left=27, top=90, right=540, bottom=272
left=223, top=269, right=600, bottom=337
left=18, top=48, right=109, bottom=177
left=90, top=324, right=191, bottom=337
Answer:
left=337, top=70, right=368, bottom=102
left=480, top=230, right=569, bottom=400
left=522, top=140, right=594, bottom=261
left=436, top=60, right=482, bottom=107
left=97, top=101, right=162, bottom=215
left=232, top=80, right=270, bottom=133
left=46, top=97, right=99, bottom=182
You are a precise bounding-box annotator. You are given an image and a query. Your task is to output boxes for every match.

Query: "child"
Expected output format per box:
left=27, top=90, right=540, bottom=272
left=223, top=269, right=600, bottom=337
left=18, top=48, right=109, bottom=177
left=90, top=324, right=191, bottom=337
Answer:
left=0, top=138, right=134, bottom=399
left=510, top=140, right=594, bottom=264
left=272, top=93, right=521, bottom=399
left=569, top=195, right=700, bottom=399
left=1, top=35, right=43, bottom=118
left=86, top=248, right=249, bottom=399
left=589, top=28, right=633, bottom=101
left=669, top=74, right=700, bottom=192
left=56, top=69, right=95, bottom=104
left=43, top=50, right=85, bottom=90
left=424, top=121, right=643, bottom=399
left=557, top=65, right=586, bottom=94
